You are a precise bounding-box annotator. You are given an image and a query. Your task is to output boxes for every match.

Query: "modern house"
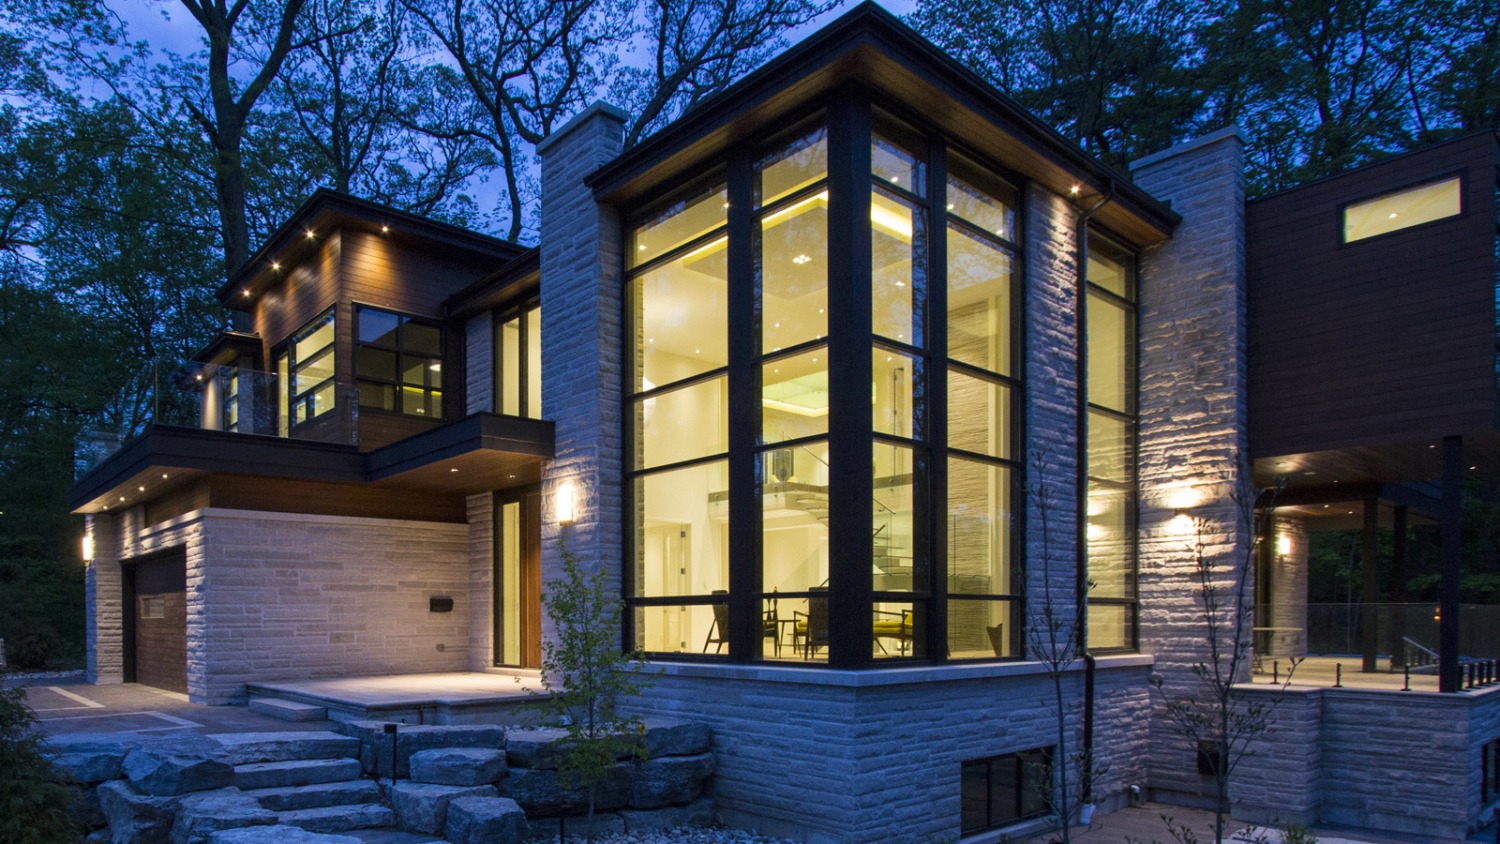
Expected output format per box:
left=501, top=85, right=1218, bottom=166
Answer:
left=69, top=4, right=1500, bottom=841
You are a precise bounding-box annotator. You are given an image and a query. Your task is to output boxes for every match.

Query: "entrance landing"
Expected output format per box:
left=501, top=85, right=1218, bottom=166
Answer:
left=246, top=671, right=546, bottom=726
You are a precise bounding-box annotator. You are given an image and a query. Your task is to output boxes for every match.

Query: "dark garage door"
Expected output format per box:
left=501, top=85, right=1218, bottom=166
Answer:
left=126, top=553, right=187, bottom=694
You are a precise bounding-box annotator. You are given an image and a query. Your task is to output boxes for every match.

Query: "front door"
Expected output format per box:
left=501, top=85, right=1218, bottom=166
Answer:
left=495, top=490, right=542, bottom=668
left=124, top=552, right=188, bottom=693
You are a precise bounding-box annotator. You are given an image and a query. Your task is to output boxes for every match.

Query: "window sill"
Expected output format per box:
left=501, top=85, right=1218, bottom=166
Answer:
left=641, top=653, right=1153, bottom=687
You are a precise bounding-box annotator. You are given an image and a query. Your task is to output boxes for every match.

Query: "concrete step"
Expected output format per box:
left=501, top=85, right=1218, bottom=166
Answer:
left=235, top=758, right=363, bottom=790
left=278, top=803, right=395, bottom=834
left=249, top=779, right=383, bottom=811
left=250, top=698, right=329, bottom=722
left=211, top=731, right=360, bottom=765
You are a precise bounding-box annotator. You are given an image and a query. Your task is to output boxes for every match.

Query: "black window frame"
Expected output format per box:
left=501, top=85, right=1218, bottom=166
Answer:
left=277, top=307, right=337, bottom=431
left=354, top=304, right=444, bottom=419
left=493, top=297, right=543, bottom=419
left=960, top=747, right=1053, bottom=835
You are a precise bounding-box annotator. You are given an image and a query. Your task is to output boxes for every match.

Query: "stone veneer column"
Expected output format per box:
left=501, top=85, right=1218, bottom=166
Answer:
left=84, top=513, right=123, bottom=684
left=1269, top=514, right=1309, bottom=659
left=1022, top=182, right=1082, bottom=650
left=466, top=492, right=495, bottom=670
left=465, top=314, right=493, bottom=415
left=536, top=103, right=628, bottom=641
left=1130, top=127, right=1251, bottom=803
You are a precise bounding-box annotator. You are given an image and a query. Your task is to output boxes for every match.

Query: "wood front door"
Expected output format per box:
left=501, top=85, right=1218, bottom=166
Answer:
left=125, top=552, right=188, bottom=694
left=495, top=490, right=542, bottom=669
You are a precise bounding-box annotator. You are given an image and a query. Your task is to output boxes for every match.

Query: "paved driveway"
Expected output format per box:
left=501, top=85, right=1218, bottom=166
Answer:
left=12, top=679, right=337, bottom=737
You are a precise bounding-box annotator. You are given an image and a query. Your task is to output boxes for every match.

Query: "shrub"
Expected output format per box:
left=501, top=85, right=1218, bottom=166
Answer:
left=0, top=685, right=81, bottom=843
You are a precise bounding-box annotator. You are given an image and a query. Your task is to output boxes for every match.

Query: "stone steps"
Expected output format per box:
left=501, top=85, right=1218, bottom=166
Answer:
left=279, top=803, right=396, bottom=834
left=248, top=779, right=383, bottom=811
left=235, top=758, right=364, bottom=790
left=211, top=731, right=361, bottom=765
left=250, top=697, right=329, bottom=722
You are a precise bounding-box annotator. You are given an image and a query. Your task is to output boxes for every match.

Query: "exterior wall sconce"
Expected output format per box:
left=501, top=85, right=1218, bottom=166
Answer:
left=81, top=533, right=94, bottom=562
left=1276, top=534, right=1293, bottom=556
left=556, top=481, right=576, bottom=526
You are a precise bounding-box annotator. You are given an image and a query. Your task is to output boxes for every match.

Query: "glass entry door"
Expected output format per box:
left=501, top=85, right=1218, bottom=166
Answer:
left=495, top=489, right=542, bottom=668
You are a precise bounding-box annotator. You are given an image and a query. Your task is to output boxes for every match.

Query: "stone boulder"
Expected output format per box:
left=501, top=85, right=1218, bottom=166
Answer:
left=98, top=779, right=179, bottom=844
left=619, top=797, right=715, bottom=833
left=630, top=752, right=714, bottom=809
left=409, top=747, right=508, bottom=786
left=503, top=727, right=571, bottom=770
left=170, top=788, right=277, bottom=844
left=498, top=764, right=632, bottom=817
left=338, top=722, right=505, bottom=778
left=389, top=781, right=497, bottom=835
left=51, top=749, right=128, bottom=784
left=640, top=720, right=711, bottom=759
left=122, top=746, right=235, bottom=796
left=207, top=732, right=358, bottom=766
left=443, top=795, right=529, bottom=844
left=208, top=826, right=363, bottom=844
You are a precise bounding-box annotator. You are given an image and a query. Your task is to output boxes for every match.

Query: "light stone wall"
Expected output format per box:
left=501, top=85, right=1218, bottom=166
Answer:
left=1268, top=514, right=1308, bottom=658
left=84, top=513, right=124, bottom=684
left=90, top=506, right=470, bottom=704
left=466, top=492, right=495, bottom=670
left=1130, top=128, right=1252, bottom=805
left=465, top=314, right=493, bottom=415
left=536, top=103, right=628, bottom=638
left=621, top=658, right=1153, bottom=844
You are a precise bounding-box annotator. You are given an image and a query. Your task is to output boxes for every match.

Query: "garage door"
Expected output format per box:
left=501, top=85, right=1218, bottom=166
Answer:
left=126, top=553, right=187, bottom=694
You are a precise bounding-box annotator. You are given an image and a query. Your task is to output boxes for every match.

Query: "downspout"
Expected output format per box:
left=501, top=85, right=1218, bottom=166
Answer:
left=1072, top=176, right=1115, bottom=805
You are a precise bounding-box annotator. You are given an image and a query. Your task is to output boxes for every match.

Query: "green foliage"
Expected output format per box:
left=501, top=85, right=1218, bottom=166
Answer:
left=537, top=537, right=650, bottom=840
left=0, top=686, right=81, bottom=843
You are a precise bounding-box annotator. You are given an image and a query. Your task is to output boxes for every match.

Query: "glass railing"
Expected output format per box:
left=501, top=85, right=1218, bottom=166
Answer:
left=1302, top=602, right=1500, bottom=662
left=74, top=360, right=359, bottom=479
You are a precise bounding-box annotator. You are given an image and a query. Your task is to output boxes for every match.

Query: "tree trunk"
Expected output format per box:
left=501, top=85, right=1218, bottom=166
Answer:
left=211, top=116, right=251, bottom=276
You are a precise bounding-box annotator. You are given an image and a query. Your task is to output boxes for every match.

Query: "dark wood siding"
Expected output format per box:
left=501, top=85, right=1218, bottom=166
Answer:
left=144, top=481, right=210, bottom=526
left=126, top=553, right=187, bottom=694
left=1248, top=134, right=1500, bottom=459
left=252, top=233, right=342, bottom=357
left=206, top=475, right=465, bottom=522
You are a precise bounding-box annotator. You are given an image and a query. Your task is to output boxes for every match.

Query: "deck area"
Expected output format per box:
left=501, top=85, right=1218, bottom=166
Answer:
left=1247, top=655, right=1444, bottom=692
left=246, top=671, right=546, bottom=725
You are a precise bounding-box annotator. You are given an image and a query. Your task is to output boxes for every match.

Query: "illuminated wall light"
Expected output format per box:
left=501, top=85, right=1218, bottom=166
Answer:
left=556, top=481, right=577, bottom=526
left=305, top=229, right=316, bottom=239
left=1162, top=483, right=1203, bottom=512
left=1070, top=184, right=1082, bottom=195
left=242, top=289, right=252, bottom=298
left=81, top=533, right=94, bottom=562
left=380, top=225, right=390, bottom=234
left=272, top=261, right=281, bottom=271
left=1276, top=534, right=1293, bottom=556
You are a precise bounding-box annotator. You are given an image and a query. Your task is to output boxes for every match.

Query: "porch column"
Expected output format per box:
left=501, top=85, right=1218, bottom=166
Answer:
left=1439, top=435, right=1463, bottom=692
left=1360, top=497, right=1379, bottom=673
left=1390, top=505, right=1408, bottom=670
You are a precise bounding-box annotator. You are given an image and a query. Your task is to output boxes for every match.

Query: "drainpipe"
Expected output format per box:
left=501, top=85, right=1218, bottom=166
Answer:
left=1072, top=176, right=1115, bottom=805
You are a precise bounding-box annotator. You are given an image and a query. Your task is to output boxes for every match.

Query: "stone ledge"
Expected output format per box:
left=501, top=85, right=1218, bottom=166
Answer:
left=646, top=653, right=1154, bottom=687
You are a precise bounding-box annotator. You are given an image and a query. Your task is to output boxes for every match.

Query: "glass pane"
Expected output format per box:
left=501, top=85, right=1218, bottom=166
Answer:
left=428, top=390, right=442, bottom=419
left=633, top=604, right=721, bottom=655
left=990, top=756, right=1021, bottom=824
left=277, top=354, right=289, bottom=436
left=526, top=307, right=542, bottom=418
left=1087, top=242, right=1132, bottom=298
left=760, top=193, right=828, bottom=352
left=358, top=382, right=395, bottom=411
left=633, top=181, right=728, bottom=268
left=1088, top=602, right=1133, bottom=650
left=872, top=187, right=921, bottom=345
left=310, top=381, right=336, bottom=419
left=762, top=440, right=829, bottom=593
left=758, top=127, right=827, bottom=207
left=633, top=238, right=729, bottom=391
left=947, top=153, right=1017, bottom=241
left=765, top=592, right=829, bottom=663
left=947, top=226, right=1012, bottom=376
left=404, top=357, right=440, bottom=388
left=402, top=386, right=437, bottom=417
left=499, top=502, right=521, bottom=666
left=948, top=598, right=1014, bottom=659
left=948, top=457, right=1011, bottom=595
left=633, top=460, right=729, bottom=598
left=1018, top=752, right=1050, bottom=819
left=357, top=347, right=398, bottom=382
left=405, top=322, right=441, bottom=357
left=872, top=134, right=920, bottom=191
left=1087, top=481, right=1133, bottom=599
left=1088, top=410, right=1131, bottom=484
left=872, top=601, right=919, bottom=659
left=948, top=369, right=1009, bottom=459
left=961, top=762, right=989, bottom=834
left=1087, top=292, right=1131, bottom=414
left=358, top=309, right=399, bottom=346
left=873, top=348, right=918, bottom=440
left=761, top=348, right=828, bottom=444
left=296, top=350, right=334, bottom=394
left=500, top=316, right=520, bottom=416
left=295, top=314, right=335, bottom=362
left=634, top=376, right=728, bottom=470
left=874, top=444, right=914, bottom=591
left=1344, top=176, right=1461, bottom=243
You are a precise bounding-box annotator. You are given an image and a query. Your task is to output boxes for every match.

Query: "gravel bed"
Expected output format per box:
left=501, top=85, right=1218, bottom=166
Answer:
left=592, top=828, right=796, bottom=843
left=0, top=668, right=85, bottom=686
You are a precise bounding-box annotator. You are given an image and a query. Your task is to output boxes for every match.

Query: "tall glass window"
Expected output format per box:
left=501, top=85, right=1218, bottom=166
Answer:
left=944, top=151, right=1020, bottom=659
left=495, top=301, right=542, bottom=419
left=283, top=309, right=335, bottom=429
left=627, top=176, right=731, bottom=655
left=1085, top=233, right=1137, bottom=651
left=355, top=306, right=443, bottom=418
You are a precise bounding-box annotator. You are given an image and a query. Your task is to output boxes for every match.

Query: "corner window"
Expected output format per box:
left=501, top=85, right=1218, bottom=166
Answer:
left=280, top=309, right=336, bottom=430
left=960, top=748, right=1052, bottom=834
left=495, top=301, right=542, bottom=419
left=220, top=366, right=240, bottom=433
left=356, top=306, right=443, bottom=418
left=1343, top=176, right=1461, bottom=243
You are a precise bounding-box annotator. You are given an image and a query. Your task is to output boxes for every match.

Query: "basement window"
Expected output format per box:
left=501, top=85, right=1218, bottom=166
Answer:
left=960, top=747, right=1052, bottom=835
left=1484, top=739, right=1500, bottom=801
left=1343, top=176, right=1461, bottom=243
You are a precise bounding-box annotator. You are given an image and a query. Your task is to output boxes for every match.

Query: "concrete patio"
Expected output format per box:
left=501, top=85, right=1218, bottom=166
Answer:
left=246, top=671, right=546, bottom=725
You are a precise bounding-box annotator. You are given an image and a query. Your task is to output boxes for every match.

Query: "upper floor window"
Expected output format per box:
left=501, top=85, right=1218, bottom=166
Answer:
left=277, top=309, right=335, bottom=433
left=1343, top=176, right=1461, bottom=243
left=355, top=306, right=443, bottom=419
left=495, top=301, right=542, bottom=419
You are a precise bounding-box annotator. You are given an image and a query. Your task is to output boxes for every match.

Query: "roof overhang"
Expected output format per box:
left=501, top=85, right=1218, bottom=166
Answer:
left=587, top=3, right=1178, bottom=247
left=443, top=248, right=541, bottom=320
left=69, top=413, right=554, bottom=514
left=217, top=190, right=526, bottom=309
